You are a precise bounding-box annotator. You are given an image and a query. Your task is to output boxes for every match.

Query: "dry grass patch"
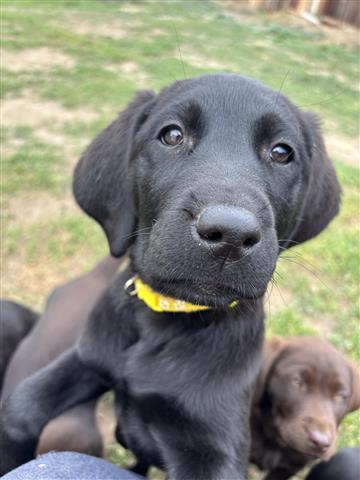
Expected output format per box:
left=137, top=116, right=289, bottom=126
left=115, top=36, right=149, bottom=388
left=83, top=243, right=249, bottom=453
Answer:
left=0, top=134, right=26, bottom=158
left=181, top=48, right=237, bottom=71
left=105, top=60, right=140, bottom=75
left=151, top=28, right=166, bottom=36
left=1, top=47, right=75, bottom=72
left=5, top=191, right=77, bottom=227
left=35, top=128, right=87, bottom=168
left=105, top=61, right=150, bottom=88
left=70, top=21, right=128, bottom=39
left=1, top=250, right=103, bottom=310
left=264, top=284, right=294, bottom=314
left=325, top=133, right=359, bottom=167
left=96, top=397, right=117, bottom=450
left=52, top=13, right=141, bottom=40
left=2, top=91, right=96, bottom=128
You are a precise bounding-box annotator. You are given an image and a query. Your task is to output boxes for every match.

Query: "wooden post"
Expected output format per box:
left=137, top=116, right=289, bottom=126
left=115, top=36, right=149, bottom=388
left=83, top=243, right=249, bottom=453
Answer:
left=294, top=0, right=310, bottom=12
left=309, top=0, right=328, bottom=16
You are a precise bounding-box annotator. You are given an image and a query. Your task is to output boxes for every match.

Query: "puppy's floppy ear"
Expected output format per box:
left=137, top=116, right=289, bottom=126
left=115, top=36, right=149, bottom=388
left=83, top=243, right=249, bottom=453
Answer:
left=252, top=336, right=286, bottom=405
left=287, top=112, right=341, bottom=246
left=73, top=91, right=156, bottom=257
left=348, top=362, right=360, bottom=413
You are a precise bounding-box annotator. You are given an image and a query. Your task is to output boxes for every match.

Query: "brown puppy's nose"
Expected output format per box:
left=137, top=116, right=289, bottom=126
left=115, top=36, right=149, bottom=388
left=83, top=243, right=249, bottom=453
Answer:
left=308, top=429, right=331, bottom=451
left=196, top=206, right=261, bottom=256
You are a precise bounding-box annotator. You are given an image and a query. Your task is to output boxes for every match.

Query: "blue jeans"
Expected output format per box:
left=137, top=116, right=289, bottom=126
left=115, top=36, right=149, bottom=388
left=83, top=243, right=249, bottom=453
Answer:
left=2, top=452, right=144, bottom=480
left=3, top=448, right=359, bottom=479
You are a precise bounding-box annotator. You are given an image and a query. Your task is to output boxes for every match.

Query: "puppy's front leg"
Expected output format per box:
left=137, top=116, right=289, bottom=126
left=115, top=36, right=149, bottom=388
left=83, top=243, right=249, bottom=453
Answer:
left=0, top=347, right=108, bottom=475
left=165, top=450, right=245, bottom=480
left=159, top=433, right=246, bottom=480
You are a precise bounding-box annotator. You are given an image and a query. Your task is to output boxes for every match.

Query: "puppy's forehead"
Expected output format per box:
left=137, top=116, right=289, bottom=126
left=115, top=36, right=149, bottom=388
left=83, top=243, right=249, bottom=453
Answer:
left=162, top=74, right=275, bottom=99
left=155, top=74, right=295, bottom=128
left=280, top=343, right=350, bottom=379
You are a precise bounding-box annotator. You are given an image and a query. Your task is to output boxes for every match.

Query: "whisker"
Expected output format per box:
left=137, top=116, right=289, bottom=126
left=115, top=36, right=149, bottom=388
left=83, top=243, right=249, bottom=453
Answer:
left=279, top=249, right=326, bottom=276
left=278, top=256, right=333, bottom=293
left=272, top=69, right=291, bottom=108
left=297, top=90, right=346, bottom=109
left=278, top=239, right=300, bottom=246
left=173, top=24, right=187, bottom=80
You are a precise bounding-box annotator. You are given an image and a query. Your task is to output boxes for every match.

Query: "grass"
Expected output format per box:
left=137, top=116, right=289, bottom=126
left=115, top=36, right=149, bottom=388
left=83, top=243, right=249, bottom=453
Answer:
left=1, top=127, right=66, bottom=194
left=1, top=1, right=359, bottom=132
left=1, top=0, right=359, bottom=478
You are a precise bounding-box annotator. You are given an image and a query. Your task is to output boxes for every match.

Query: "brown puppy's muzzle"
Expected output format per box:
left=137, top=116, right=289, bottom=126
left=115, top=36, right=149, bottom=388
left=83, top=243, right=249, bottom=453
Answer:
left=302, top=416, right=337, bottom=459
left=275, top=405, right=337, bottom=460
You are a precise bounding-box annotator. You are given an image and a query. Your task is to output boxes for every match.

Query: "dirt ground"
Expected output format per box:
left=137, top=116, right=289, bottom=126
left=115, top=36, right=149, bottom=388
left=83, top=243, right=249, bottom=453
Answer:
left=221, top=1, right=360, bottom=47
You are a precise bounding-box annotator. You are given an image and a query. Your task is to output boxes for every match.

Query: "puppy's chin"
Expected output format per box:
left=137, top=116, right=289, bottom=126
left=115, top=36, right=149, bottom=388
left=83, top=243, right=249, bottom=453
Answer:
left=320, top=442, right=337, bottom=461
left=278, top=429, right=335, bottom=460
left=137, top=274, right=265, bottom=308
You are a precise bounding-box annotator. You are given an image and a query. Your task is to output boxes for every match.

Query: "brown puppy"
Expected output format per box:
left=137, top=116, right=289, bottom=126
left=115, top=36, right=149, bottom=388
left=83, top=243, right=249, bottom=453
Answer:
left=1, top=255, right=122, bottom=456
left=250, top=336, right=360, bottom=480
left=0, top=301, right=38, bottom=390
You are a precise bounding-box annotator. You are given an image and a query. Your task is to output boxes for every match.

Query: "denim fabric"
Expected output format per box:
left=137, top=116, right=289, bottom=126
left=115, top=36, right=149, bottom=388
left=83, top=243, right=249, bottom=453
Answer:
left=3, top=448, right=359, bottom=480
left=2, top=452, right=144, bottom=480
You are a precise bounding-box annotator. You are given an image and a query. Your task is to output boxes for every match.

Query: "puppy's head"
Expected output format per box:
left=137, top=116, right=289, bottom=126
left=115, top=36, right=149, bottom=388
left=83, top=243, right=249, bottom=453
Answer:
left=73, top=74, right=341, bottom=307
left=253, top=336, right=360, bottom=460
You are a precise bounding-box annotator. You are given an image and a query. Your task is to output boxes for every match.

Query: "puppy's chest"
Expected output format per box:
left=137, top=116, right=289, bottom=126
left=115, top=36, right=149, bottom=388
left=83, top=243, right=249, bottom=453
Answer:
left=121, top=320, right=246, bottom=398
left=121, top=334, right=206, bottom=397
left=250, top=426, right=307, bottom=472
left=112, top=343, right=208, bottom=470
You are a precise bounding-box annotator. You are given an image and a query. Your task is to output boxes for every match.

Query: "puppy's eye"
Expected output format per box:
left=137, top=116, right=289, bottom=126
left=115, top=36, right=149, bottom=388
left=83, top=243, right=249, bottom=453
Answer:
left=270, top=144, right=294, bottom=164
left=159, top=126, right=183, bottom=146
left=334, top=392, right=348, bottom=403
left=291, top=374, right=303, bottom=387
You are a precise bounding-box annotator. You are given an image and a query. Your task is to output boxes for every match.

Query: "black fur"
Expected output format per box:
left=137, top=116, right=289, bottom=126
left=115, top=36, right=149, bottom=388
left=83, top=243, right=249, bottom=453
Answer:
left=0, top=74, right=341, bottom=479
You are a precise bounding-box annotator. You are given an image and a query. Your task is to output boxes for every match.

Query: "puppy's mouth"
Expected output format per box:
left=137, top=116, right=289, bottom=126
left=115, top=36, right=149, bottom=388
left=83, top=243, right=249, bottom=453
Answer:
left=297, top=445, right=332, bottom=460
left=136, top=274, right=264, bottom=308
left=278, top=433, right=332, bottom=460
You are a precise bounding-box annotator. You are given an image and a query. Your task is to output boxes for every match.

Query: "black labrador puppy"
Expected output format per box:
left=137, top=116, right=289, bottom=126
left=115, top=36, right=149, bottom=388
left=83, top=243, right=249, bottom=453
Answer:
left=306, top=448, right=360, bottom=480
left=0, top=74, right=341, bottom=479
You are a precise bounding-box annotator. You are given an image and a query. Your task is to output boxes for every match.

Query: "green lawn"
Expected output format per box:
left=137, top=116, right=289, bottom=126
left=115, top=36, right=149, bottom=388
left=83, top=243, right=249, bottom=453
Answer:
left=1, top=1, right=359, bottom=478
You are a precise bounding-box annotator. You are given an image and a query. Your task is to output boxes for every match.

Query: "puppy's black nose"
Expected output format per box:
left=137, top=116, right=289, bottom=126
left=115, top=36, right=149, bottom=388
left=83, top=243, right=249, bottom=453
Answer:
left=196, top=206, right=261, bottom=255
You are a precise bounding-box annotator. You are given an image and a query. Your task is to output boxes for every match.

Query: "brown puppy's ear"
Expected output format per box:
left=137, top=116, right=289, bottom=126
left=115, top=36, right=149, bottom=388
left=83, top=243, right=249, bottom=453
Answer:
left=252, top=336, right=287, bottom=405
left=348, top=363, right=360, bottom=413
left=73, top=91, right=156, bottom=257
left=286, top=112, right=341, bottom=247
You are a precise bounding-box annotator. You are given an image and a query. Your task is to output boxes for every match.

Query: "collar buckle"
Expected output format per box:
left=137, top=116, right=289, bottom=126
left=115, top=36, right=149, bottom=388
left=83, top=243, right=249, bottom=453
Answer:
left=124, top=276, right=138, bottom=296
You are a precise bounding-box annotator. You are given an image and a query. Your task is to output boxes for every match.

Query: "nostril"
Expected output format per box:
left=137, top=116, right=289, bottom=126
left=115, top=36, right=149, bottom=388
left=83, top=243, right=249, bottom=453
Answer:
left=242, top=234, right=260, bottom=249
left=201, top=229, right=223, bottom=242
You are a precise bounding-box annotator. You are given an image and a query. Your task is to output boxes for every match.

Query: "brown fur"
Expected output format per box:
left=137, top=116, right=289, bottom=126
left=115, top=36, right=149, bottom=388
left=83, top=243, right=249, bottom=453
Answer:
left=1, top=256, right=122, bottom=456
left=250, top=336, right=360, bottom=480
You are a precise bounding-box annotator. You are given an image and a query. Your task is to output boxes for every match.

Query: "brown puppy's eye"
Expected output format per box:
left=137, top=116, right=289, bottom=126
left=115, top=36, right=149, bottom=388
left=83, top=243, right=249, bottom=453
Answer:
left=291, top=374, right=303, bottom=387
left=270, top=144, right=294, bottom=163
left=334, top=392, right=347, bottom=403
left=159, top=126, right=183, bottom=146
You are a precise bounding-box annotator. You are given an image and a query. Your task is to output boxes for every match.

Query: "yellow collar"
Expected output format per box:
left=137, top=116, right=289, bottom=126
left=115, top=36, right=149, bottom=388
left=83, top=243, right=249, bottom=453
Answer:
left=124, top=276, right=238, bottom=313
